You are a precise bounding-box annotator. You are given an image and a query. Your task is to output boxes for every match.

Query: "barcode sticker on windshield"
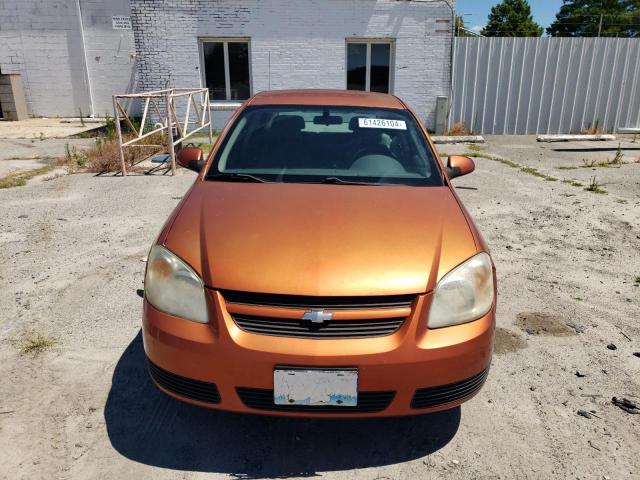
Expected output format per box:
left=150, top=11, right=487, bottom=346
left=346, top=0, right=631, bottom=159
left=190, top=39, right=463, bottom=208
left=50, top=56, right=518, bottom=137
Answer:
left=358, top=118, right=407, bottom=130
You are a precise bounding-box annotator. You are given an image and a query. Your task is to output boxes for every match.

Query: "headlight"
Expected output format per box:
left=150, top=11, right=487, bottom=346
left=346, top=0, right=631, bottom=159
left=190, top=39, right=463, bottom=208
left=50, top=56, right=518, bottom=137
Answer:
left=428, top=252, right=494, bottom=329
left=144, top=245, right=208, bottom=323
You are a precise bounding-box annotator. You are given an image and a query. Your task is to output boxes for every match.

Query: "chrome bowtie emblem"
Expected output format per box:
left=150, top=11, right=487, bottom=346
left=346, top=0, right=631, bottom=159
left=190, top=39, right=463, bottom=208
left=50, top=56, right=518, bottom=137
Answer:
left=302, top=309, right=333, bottom=324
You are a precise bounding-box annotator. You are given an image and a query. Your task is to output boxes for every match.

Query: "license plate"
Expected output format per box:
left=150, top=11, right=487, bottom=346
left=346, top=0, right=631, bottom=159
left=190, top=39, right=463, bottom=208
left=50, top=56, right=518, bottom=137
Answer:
left=274, top=368, right=358, bottom=406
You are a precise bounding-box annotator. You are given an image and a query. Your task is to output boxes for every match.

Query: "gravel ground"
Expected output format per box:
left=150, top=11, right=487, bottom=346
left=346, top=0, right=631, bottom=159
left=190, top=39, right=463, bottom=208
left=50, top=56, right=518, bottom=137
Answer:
left=0, top=136, right=639, bottom=479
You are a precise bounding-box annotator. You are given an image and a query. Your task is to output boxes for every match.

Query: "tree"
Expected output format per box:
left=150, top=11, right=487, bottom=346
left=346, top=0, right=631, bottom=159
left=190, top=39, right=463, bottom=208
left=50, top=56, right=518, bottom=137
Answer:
left=481, top=0, right=543, bottom=37
left=547, top=1, right=640, bottom=37
left=455, top=15, right=477, bottom=36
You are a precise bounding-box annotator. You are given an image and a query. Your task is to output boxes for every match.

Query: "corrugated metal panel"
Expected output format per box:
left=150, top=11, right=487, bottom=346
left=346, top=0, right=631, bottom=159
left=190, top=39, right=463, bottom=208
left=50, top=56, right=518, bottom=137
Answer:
left=451, top=38, right=640, bottom=134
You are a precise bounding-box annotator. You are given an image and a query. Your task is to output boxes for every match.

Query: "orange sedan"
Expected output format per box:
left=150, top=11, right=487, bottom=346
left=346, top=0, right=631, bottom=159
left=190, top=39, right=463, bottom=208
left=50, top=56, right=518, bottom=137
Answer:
left=143, top=90, right=495, bottom=417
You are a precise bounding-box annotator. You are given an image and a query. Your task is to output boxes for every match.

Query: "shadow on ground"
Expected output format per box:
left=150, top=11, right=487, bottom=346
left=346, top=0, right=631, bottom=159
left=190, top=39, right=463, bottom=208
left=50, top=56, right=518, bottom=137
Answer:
left=105, top=331, right=461, bottom=478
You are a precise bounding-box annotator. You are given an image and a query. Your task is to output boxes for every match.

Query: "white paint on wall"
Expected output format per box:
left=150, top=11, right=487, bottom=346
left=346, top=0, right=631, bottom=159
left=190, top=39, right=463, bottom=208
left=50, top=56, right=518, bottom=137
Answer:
left=0, top=0, right=137, bottom=117
left=130, top=0, right=455, bottom=130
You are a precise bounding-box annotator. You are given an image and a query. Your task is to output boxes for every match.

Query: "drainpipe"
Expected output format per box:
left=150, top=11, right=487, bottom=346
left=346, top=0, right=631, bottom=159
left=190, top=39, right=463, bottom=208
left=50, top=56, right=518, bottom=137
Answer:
left=75, top=0, right=95, bottom=117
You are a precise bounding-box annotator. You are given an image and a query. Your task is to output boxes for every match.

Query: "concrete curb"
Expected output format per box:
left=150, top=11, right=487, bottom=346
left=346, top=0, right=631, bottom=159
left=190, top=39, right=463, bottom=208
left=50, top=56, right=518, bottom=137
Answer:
left=536, top=134, right=616, bottom=142
left=431, top=135, right=485, bottom=144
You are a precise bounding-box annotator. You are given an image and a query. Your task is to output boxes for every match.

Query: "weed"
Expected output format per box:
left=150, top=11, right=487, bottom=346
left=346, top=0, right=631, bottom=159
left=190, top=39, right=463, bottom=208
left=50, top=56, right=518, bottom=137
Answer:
left=79, top=108, right=85, bottom=127
left=562, top=179, right=583, bottom=187
left=557, top=165, right=578, bottom=170
left=609, top=143, right=624, bottom=166
left=85, top=132, right=166, bottom=173
left=573, top=296, right=583, bottom=301
left=104, top=114, right=117, bottom=140
left=519, top=166, right=557, bottom=181
left=584, top=176, right=606, bottom=194
left=467, top=144, right=482, bottom=152
left=443, top=122, right=468, bottom=136
left=634, top=275, right=640, bottom=284
left=21, top=334, right=56, bottom=355
left=497, top=158, right=521, bottom=169
left=616, top=198, right=627, bottom=204
left=582, top=119, right=603, bottom=135
left=582, top=158, right=597, bottom=168
left=466, top=151, right=519, bottom=168
left=520, top=166, right=544, bottom=177
left=64, top=143, right=89, bottom=169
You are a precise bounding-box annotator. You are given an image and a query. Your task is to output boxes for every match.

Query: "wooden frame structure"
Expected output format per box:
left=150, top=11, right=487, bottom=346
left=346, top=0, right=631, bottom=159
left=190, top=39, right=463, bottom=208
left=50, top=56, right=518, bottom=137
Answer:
left=112, top=88, right=213, bottom=176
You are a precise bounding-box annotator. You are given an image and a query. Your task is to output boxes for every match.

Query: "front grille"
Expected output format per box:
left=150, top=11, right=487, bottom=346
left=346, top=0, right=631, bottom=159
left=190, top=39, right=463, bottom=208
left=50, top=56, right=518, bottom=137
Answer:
left=236, top=387, right=395, bottom=413
left=411, top=368, right=489, bottom=409
left=233, top=314, right=405, bottom=339
left=148, top=359, right=221, bottom=404
left=220, top=290, right=415, bottom=309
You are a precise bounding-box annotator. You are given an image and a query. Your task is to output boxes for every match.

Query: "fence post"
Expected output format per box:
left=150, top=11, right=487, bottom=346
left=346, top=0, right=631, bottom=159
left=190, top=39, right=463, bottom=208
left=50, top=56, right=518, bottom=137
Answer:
left=166, top=91, right=176, bottom=176
left=113, top=95, right=127, bottom=176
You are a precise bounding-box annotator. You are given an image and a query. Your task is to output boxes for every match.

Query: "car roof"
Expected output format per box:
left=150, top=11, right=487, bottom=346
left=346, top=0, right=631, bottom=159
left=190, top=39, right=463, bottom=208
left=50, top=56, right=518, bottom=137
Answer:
left=247, top=89, right=406, bottom=109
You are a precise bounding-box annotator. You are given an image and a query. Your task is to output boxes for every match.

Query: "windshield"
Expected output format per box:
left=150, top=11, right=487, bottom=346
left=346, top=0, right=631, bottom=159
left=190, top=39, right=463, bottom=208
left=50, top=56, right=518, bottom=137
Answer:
left=206, top=105, right=444, bottom=186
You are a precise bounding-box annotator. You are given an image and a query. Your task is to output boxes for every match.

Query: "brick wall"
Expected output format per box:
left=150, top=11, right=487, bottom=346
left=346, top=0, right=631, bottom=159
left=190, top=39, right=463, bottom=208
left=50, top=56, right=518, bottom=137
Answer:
left=0, top=0, right=136, bottom=117
left=130, top=0, right=455, bottom=130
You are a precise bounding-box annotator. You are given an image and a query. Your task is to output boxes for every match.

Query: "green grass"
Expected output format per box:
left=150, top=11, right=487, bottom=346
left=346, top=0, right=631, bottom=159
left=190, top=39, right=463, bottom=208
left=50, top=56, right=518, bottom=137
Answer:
left=519, top=166, right=558, bottom=181
left=198, top=143, right=215, bottom=155
left=556, top=165, right=579, bottom=170
left=466, top=151, right=559, bottom=180
left=21, top=334, right=56, bottom=355
left=562, top=179, right=584, bottom=187
left=0, top=164, right=59, bottom=189
left=466, top=151, right=519, bottom=168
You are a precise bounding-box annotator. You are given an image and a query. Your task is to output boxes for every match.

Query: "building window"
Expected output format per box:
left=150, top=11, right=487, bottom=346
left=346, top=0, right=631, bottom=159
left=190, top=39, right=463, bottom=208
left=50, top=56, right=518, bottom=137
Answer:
left=201, top=39, right=251, bottom=101
left=346, top=40, right=393, bottom=94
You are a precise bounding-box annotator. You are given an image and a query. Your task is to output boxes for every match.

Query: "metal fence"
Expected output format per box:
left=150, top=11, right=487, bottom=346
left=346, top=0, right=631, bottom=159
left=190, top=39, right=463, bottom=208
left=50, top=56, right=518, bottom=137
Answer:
left=451, top=37, right=640, bottom=135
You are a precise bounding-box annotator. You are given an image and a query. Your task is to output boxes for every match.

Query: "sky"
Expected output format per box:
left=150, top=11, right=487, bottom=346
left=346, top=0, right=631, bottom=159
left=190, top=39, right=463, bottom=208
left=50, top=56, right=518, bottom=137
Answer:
left=457, top=0, right=565, bottom=34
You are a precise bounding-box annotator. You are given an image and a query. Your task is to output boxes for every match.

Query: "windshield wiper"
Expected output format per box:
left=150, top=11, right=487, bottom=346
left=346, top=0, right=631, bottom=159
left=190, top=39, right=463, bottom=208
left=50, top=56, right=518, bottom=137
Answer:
left=319, top=176, right=394, bottom=186
left=208, top=173, right=271, bottom=183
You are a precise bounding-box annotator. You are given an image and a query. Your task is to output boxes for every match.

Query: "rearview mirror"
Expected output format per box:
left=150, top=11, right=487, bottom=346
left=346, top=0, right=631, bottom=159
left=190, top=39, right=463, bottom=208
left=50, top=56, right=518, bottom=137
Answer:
left=177, top=146, right=205, bottom=173
left=446, top=155, right=475, bottom=179
left=313, top=114, right=343, bottom=126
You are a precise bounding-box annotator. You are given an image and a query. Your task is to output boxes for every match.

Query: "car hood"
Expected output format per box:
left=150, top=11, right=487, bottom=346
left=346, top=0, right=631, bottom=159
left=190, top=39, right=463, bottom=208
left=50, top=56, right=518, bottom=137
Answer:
left=163, top=181, right=478, bottom=296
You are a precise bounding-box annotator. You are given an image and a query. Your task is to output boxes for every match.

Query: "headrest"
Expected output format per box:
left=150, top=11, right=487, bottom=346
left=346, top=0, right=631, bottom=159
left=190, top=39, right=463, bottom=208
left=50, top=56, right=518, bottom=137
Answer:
left=271, top=115, right=305, bottom=133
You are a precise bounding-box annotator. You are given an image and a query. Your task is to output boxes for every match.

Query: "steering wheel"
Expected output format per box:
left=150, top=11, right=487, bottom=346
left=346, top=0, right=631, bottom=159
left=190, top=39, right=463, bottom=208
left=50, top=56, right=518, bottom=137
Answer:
left=348, top=145, right=393, bottom=167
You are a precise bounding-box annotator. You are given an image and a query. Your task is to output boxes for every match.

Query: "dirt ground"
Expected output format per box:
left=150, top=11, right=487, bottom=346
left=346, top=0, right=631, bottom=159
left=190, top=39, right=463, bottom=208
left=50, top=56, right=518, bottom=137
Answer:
left=0, top=135, right=639, bottom=479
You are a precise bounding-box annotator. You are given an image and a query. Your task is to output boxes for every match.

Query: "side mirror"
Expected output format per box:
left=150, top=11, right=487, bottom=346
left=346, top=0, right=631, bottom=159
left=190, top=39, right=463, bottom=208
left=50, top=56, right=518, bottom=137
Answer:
left=446, top=155, right=475, bottom=179
left=177, top=146, right=205, bottom=172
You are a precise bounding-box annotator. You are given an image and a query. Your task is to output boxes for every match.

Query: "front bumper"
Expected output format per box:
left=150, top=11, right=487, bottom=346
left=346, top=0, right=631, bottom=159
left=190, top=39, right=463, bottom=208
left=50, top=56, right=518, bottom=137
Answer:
left=142, top=291, right=494, bottom=417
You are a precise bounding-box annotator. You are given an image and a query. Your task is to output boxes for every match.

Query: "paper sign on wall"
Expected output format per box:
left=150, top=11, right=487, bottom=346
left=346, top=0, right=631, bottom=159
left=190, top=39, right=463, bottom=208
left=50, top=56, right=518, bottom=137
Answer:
left=112, top=16, right=132, bottom=30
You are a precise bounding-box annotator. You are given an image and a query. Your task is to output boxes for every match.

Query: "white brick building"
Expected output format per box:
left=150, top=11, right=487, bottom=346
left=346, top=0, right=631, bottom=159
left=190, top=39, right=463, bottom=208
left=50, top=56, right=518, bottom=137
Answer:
left=0, top=0, right=136, bottom=118
left=130, top=0, right=455, bottom=130
left=0, top=0, right=454, bottom=129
